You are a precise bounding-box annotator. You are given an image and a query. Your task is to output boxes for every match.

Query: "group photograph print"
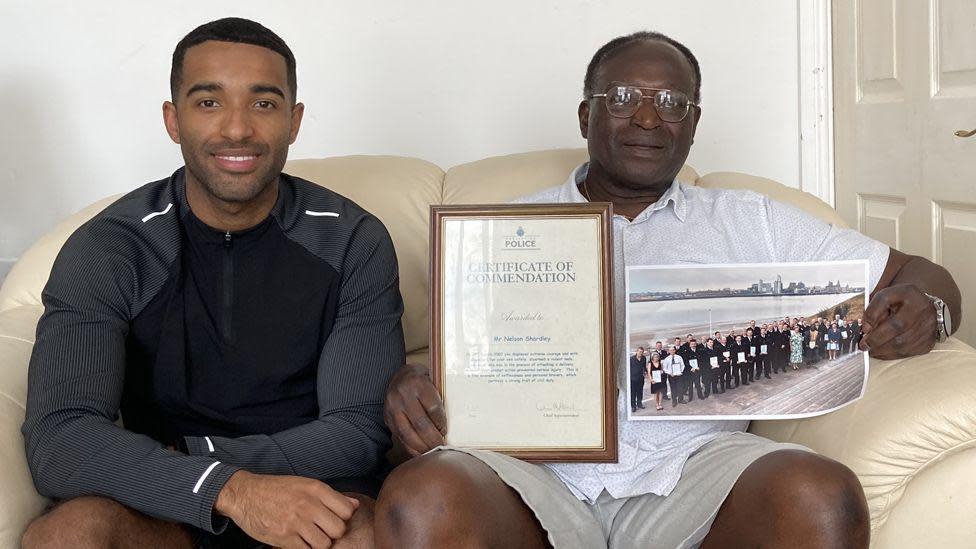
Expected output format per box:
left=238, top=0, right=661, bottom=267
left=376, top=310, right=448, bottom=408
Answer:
left=625, top=260, right=869, bottom=420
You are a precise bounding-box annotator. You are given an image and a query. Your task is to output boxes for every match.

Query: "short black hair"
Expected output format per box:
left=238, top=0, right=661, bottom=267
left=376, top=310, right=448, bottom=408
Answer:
left=583, top=31, right=701, bottom=103
left=170, top=17, right=297, bottom=103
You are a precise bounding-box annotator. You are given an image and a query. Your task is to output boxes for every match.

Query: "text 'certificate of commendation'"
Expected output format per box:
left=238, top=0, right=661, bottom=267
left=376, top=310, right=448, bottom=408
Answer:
left=430, top=203, right=616, bottom=462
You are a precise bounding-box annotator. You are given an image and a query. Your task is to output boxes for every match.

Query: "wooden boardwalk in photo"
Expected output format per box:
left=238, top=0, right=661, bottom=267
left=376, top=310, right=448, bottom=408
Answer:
left=633, top=352, right=866, bottom=418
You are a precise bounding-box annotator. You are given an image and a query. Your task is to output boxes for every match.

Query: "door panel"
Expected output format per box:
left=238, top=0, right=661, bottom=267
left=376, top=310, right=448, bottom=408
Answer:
left=835, top=0, right=975, bottom=346
left=858, top=194, right=907, bottom=248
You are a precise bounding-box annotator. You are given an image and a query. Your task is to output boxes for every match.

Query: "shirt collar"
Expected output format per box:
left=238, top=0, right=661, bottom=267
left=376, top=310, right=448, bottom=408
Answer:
left=569, top=162, right=688, bottom=222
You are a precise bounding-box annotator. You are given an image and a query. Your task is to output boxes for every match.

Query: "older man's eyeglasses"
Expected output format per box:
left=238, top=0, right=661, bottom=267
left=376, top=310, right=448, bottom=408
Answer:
left=590, top=85, right=697, bottom=122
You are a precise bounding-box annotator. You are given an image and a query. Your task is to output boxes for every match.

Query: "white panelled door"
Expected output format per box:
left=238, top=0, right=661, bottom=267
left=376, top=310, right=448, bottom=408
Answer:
left=833, top=0, right=976, bottom=347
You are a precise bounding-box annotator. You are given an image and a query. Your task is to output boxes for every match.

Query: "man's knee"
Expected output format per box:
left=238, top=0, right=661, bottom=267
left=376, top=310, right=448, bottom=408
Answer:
left=750, top=450, right=870, bottom=545
left=22, top=496, right=129, bottom=549
left=377, top=452, right=485, bottom=532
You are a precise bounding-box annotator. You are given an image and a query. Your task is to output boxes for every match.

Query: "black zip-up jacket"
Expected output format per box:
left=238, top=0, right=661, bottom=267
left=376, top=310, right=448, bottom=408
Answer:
left=22, top=169, right=405, bottom=533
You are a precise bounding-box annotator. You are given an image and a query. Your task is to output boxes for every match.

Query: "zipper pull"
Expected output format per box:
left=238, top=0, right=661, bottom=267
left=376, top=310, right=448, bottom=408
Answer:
left=224, top=231, right=232, bottom=248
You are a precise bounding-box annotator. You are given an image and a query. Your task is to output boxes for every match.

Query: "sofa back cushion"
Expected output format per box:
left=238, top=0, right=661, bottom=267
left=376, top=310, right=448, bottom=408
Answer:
left=0, top=195, right=123, bottom=313
left=696, top=171, right=848, bottom=228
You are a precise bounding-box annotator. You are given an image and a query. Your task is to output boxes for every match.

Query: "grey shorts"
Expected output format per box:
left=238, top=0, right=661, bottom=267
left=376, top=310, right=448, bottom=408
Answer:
left=438, top=432, right=809, bottom=549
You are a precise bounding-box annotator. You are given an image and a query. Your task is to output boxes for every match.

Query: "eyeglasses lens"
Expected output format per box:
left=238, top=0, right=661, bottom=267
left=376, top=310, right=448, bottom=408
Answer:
left=605, top=86, right=690, bottom=122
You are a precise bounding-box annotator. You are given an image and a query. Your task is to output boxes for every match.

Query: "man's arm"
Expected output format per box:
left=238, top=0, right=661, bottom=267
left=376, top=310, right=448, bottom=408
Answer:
left=23, top=231, right=239, bottom=533
left=860, top=248, right=962, bottom=359
left=766, top=198, right=960, bottom=360
left=181, top=215, right=405, bottom=478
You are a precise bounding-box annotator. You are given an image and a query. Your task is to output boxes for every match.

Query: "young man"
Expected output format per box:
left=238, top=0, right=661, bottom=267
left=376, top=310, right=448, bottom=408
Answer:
left=379, top=31, right=959, bottom=548
left=679, top=338, right=706, bottom=400
left=21, top=18, right=403, bottom=549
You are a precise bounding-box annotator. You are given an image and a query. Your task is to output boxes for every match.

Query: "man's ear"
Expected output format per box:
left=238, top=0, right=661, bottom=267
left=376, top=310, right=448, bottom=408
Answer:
left=578, top=100, right=590, bottom=139
left=162, top=101, right=180, bottom=144
left=690, top=105, right=702, bottom=143
left=288, top=102, right=305, bottom=144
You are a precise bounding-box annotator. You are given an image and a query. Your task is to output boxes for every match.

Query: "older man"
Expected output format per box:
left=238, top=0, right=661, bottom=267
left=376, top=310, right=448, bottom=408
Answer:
left=378, top=31, right=960, bottom=548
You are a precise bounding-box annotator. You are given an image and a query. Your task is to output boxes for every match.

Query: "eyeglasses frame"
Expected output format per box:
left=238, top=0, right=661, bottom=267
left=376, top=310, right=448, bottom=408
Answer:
left=588, top=85, right=699, bottom=122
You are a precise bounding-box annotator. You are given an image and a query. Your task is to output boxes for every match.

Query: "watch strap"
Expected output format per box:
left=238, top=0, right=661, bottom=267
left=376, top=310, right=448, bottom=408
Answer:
left=924, top=292, right=949, bottom=342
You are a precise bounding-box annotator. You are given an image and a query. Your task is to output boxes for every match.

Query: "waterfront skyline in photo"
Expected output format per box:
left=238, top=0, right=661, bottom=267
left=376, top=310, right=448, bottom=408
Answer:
left=628, top=261, right=868, bottom=295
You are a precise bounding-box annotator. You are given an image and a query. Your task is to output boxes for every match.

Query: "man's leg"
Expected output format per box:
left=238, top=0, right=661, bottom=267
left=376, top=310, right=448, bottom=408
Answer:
left=701, top=450, right=869, bottom=548
left=630, top=377, right=640, bottom=411
left=21, top=496, right=194, bottom=549
left=602, top=436, right=868, bottom=549
left=335, top=493, right=376, bottom=549
left=672, top=376, right=683, bottom=405
left=374, top=451, right=552, bottom=549
left=22, top=494, right=376, bottom=549
left=636, top=376, right=646, bottom=408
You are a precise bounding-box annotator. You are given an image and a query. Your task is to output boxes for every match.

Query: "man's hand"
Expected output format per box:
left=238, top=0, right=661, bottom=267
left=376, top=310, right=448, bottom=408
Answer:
left=860, top=283, right=937, bottom=360
left=384, top=363, right=447, bottom=457
left=215, top=470, right=359, bottom=548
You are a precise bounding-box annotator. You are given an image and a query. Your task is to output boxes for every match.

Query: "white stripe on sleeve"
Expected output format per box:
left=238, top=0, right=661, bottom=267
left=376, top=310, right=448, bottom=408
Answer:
left=192, top=461, right=221, bottom=494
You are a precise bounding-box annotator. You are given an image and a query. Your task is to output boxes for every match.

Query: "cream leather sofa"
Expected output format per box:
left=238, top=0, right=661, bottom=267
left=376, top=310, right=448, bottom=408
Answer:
left=1, top=149, right=973, bottom=548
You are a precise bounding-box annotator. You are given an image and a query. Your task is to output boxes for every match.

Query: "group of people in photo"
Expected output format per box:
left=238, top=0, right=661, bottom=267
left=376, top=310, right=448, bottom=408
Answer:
left=630, top=314, right=863, bottom=412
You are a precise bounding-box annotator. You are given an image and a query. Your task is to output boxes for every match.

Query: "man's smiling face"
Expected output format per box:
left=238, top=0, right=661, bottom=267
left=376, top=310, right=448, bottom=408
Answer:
left=163, top=40, right=303, bottom=204
left=579, top=40, right=699, bottom=192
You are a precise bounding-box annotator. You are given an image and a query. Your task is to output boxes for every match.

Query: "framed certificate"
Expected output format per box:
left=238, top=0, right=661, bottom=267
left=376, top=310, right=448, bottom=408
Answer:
left=651, top=370, right=662, bottom=383
left=430, top=203, right=616, bottom=462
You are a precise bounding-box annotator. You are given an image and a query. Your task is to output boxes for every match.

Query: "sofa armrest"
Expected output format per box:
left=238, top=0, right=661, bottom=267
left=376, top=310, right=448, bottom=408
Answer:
left=749, top=338, right=976, bottom=546
left=0, top=306, right=47, bottom=547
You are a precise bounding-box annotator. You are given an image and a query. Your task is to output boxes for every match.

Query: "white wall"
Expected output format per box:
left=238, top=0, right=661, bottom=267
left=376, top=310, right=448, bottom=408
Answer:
left=0, top=0, right=800, bottom=270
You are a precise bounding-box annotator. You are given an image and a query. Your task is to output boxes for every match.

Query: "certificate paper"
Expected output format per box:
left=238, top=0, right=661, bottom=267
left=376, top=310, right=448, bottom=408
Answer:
left=431, top=204, right=615, bottom=462
left=652, top=370, right=663, bottom=383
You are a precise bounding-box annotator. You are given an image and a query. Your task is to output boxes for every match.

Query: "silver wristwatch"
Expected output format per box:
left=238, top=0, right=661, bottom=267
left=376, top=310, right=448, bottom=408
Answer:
left=924, top=293, right=952, bottom=343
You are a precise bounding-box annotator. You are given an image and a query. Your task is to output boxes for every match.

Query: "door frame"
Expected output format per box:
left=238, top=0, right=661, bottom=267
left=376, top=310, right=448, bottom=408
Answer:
left=799, top=0, right=835, bottom=208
